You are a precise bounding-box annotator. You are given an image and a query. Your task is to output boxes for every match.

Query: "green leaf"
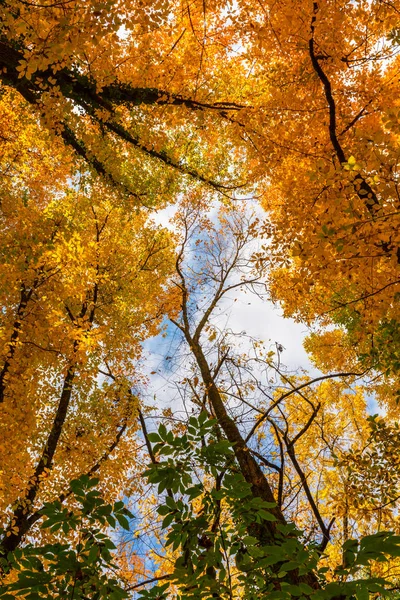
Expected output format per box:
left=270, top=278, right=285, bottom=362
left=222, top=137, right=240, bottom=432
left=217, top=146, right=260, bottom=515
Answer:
left=355, top=585, right=369, bottom=600
left=159, top=423, right=167, bottom=440
left=258, top=509, right=277, bottom=521
left=115, top=514, right=130, bottom=531
left=243, top=536, right=258, bottom=546
left=162, top=513, right=175, bottom=528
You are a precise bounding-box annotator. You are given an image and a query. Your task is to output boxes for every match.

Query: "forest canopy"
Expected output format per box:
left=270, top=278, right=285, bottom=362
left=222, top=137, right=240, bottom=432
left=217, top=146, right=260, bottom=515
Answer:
left=0, top=0, right=400, bottom=598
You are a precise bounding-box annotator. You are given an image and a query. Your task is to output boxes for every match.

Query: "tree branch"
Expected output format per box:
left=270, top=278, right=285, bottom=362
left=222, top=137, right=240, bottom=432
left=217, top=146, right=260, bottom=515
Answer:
left=125, top=574, right=172, bottom=592
left=0, top=38, right=246, bottom=194
left=245, top=371, right=363, bottom=444
left=308, top=2, right=386, bottom=223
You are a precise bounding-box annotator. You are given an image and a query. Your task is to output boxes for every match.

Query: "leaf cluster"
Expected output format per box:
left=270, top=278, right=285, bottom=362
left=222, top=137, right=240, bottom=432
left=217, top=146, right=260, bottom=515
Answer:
left=0, top=476, right=133, bottom=599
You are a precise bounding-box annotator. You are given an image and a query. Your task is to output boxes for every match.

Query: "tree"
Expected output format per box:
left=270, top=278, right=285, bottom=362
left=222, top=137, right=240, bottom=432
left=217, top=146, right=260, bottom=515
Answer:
left=0, top=88, right=176, bottom=569
left=2, top=0, right=398, bottom=389
left=2, top=1, right=400, bottom=597
left=126, top=200, right=400, bottom=599
left=2, top=189, right=400, bottom=598
left=0, top=0, right=248, bottom=198
left=230, top=0, right=400, bottom=395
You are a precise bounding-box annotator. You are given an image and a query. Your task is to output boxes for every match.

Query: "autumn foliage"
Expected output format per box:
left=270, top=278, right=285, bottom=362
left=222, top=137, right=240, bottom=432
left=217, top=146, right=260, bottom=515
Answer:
left=0, top=0, right=400, bottom=598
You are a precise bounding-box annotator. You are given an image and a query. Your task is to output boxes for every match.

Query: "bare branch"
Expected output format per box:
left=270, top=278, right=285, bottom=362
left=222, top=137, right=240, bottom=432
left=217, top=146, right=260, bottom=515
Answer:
left=245, top=371, right=363, bottom=444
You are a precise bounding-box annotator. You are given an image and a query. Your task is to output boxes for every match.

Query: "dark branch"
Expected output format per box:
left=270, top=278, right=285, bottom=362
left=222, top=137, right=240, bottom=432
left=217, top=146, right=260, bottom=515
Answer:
left=125, top=574, right=172, bottom=592
left=0, top=284, right=33, bottom=403
left=0, top=38, right=246, bottom=193
left=244, top=371, right=363, bottom=444
left=308, top=2, right=384, bottom=221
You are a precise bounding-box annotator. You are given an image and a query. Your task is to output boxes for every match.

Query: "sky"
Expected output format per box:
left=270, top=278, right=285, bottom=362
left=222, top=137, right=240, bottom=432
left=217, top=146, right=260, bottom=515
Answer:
left=140, top=200, right=316, bottom=417
left=141, top=294, right=315, bottom=415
